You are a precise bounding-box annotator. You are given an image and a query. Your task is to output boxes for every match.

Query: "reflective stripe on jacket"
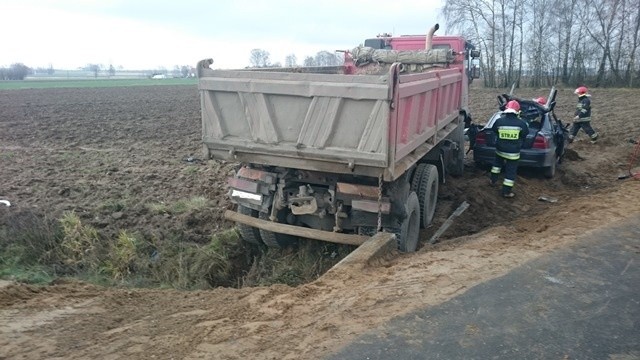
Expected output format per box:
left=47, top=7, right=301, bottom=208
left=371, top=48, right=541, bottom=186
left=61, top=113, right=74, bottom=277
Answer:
left=575, top=95, right=591, bottom=120
left=491, top=113, right=529, bottom=160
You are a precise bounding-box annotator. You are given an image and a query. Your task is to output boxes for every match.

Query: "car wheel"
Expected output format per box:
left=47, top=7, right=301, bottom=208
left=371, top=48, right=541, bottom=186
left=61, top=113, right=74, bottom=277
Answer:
left=236, top=205, right=263, bottom=245
left=544, top=159, right=556, bottom=179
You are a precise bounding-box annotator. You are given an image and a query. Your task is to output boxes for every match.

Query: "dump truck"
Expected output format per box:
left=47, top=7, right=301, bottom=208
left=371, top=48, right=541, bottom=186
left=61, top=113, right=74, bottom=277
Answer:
left=197, top=24, right=480, bottom=252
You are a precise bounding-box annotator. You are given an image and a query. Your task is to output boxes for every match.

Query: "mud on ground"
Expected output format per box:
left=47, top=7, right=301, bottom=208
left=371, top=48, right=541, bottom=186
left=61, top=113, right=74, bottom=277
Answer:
left=1, top=85, right=639, bottom=359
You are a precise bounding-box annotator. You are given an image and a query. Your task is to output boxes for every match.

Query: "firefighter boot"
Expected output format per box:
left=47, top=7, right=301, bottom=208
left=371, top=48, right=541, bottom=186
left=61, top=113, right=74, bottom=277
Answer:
left=489, top=174, right=498, bottom=187
left=490, top=167, right=500, bottom=187
left=502, top=185, right=515, bottom=198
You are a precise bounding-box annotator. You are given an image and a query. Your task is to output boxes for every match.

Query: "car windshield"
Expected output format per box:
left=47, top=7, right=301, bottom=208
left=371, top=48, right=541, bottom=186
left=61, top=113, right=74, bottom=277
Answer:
left=485, top=101, right=549, bottom=131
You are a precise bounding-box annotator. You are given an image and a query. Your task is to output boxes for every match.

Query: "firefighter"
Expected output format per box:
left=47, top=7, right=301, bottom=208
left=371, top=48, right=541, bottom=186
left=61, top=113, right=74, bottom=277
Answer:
left=569, top=86, right=598, bottom=143
left=490, top=100, right=529, bottom=198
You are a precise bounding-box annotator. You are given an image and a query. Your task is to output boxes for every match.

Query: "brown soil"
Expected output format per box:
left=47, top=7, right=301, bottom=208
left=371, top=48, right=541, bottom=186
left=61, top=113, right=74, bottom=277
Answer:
left=0, top=86, right=235, bottom=243
left=1, top=85, right=639, bottom=359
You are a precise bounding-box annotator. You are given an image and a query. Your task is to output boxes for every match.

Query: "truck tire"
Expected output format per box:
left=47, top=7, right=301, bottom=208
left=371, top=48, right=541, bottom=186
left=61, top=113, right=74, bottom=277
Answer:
left=236, top=205, right=263, bottom=245
left=412, top=163, right=439, bottom=228
left=395, top=191, right=421, bottom=252
left=410, top=163, right=426, bottom=195
left=258, top=211, right=298, bottom=248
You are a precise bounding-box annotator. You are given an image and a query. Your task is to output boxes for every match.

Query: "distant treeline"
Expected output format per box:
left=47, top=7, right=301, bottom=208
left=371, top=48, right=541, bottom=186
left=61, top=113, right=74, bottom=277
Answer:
left=443, top=0, right=640, bottom=88
left=0, top=63, right=31, bottom=80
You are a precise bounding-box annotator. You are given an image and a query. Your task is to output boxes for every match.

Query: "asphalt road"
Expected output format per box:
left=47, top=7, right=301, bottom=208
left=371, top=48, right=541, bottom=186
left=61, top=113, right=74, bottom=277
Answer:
left=332, top=216, right=640, bottom=360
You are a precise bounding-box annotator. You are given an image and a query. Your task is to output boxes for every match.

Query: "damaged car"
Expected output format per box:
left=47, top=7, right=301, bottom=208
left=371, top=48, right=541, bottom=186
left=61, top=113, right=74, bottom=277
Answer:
left=472, top=87, right=568, bottom=178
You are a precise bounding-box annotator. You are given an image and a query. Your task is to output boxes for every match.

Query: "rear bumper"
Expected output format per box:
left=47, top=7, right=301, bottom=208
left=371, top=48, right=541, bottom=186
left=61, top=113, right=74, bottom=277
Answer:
left=473, top=146, right=555, bottom=167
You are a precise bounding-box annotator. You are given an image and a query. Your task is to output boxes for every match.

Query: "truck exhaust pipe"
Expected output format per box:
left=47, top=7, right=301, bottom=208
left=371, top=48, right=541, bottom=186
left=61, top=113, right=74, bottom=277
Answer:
left=425, top=23, right=440, bottom=50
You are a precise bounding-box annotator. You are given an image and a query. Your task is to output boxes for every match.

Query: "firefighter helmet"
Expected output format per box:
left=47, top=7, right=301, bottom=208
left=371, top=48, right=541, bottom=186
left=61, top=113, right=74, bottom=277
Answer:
left=574, top=86, right=588, bottom=96
left=503, top=100, right=520, bottom=114
left=535, top=97, right=546, bottom=106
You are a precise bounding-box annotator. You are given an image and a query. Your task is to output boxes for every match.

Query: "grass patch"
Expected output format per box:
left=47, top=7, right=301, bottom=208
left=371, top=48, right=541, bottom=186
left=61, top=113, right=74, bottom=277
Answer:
left=172, top=196, right=208, bottom=214
left=103, top=231, right=139, bottom=281
left=58, top=212, right=101, bottom=272
left=147, top=202, right=169, bottom=215
left=0, top=211, right=62, bottom=283
left=242, top=241, right=353, bottom=287
left=1, top=209, right=352, bottom=289
left=0, top=151, right=15, bottom=159
left=100, top=199, right=127, bottom=212
left=0, top=264, right=55, bottom=284
left=182, top=166, right=200, bottom=175
left=0, top=78, right=197, bottom=90
left=147, top=196, right=209, bottom=215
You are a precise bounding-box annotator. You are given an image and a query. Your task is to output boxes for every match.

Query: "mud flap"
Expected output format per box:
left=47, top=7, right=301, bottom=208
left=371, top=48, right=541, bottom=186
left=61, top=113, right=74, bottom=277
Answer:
left=445, top=123, right=465, bottom=177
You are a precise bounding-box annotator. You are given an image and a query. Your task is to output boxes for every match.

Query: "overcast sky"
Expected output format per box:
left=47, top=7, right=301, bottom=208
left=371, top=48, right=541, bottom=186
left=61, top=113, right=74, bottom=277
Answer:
left=1, top=0, right=446, bottom=70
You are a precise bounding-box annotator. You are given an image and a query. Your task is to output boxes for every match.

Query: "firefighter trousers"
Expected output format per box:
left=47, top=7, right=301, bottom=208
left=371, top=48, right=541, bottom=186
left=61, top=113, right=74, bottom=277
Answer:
left=569, top=121, right=598, bottom=141
left=491, top=155, right=518, bottom=195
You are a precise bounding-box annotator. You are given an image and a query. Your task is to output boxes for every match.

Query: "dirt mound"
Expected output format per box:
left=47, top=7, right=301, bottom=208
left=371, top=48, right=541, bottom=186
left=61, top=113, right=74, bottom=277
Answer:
left=0, top=282, right=44, bottom=307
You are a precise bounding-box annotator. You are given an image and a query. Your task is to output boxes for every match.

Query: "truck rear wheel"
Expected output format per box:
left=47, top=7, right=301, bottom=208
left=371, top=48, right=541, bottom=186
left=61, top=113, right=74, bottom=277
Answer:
left=411, top=163, right=439, bottom=228
left=258, top=211, right=298, bottom=248
left=395, top=191, right=421, bottom=252
left=237, top=205, right=262, bottom=245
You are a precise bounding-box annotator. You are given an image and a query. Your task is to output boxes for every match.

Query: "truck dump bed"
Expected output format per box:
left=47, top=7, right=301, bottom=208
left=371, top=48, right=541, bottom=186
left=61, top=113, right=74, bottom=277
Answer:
left=198, top=60, right=464, bottom=180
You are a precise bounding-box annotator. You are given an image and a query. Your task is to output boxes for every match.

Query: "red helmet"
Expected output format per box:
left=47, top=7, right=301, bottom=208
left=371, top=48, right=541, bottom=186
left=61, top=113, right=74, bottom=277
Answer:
left=574, top=86, right=588, bottom=95
left=504, top=100, right=520, bottom=114
left=535, top=97, right=546, bottom=106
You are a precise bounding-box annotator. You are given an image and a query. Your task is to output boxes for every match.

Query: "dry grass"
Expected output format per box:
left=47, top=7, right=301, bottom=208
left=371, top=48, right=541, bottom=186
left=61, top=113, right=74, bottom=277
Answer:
left=1, top=209, right=350, bottom=289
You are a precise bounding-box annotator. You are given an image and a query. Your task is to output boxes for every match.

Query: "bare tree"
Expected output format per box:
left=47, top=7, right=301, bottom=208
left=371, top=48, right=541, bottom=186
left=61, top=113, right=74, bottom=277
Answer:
left=180, top=65, right=191, bottom=78
left=0, top=63, right=32, bottom=80
left=558, top=0, right=578, bottom=84
left=581, top=0, right=621, bottom=86
left=443, top=0, right=640, bottom=87
left=303, top=56, right=316, bottom=67
left=314, top=51, right=341, bottom=66
left=285, top=54, right=297, bottom=67
left=85, top=64, right=101, bottom=78
left=249, top=49, right=271, bottom=68
left=443, top=0, right=500, bottom=87
left=525, top=0, right=555, bottom=87
left=626, top=2, right=640, bottom=86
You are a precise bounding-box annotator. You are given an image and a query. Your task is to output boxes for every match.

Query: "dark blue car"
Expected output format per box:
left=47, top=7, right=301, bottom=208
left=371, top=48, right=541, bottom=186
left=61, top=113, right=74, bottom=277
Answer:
left=472, top=87, right=567, bottom=178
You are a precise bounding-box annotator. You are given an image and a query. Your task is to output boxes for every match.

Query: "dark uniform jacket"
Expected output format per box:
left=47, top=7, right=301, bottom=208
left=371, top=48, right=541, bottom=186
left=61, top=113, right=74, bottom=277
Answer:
left=574, top=95, right=591, bottom=121
left=491, top=112, right=529, bottom=160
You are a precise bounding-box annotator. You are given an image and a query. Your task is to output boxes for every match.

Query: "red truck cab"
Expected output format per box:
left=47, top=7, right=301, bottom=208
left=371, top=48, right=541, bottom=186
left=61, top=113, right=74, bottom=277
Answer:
left=357, top=27, right=481, bottom=82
